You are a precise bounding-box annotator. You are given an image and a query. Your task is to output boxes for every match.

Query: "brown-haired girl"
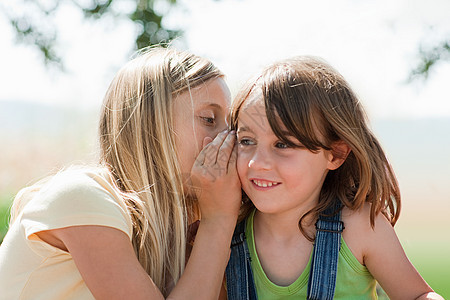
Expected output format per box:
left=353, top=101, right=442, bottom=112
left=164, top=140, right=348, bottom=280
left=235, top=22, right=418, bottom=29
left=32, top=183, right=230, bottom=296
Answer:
left=225, top=56, right=443, bottom=299
left=0, top=47, right=241, bottom=299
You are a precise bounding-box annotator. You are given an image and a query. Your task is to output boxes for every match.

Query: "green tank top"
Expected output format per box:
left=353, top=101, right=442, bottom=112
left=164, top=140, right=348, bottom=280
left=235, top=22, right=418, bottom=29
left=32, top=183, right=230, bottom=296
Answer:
left=245, top=210, right=378, bottom=299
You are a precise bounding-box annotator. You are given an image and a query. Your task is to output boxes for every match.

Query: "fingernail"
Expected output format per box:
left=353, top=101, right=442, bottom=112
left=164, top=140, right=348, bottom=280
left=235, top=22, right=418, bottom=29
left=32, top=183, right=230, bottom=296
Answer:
left=229, top=130, right=236, bottom=135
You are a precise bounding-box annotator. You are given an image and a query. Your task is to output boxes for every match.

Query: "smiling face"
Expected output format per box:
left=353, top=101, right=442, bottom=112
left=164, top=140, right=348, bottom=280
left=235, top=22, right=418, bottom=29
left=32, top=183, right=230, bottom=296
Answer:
left=236, top=90, right=336, bottom=216
left=173, top=77, right=231, bottom=183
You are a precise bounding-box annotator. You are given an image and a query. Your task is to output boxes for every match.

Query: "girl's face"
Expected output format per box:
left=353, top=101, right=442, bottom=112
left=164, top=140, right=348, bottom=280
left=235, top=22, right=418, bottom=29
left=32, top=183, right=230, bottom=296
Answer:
left=236, top=91, right=335, bottom=216
left=173, top=77, right=231, bottom=185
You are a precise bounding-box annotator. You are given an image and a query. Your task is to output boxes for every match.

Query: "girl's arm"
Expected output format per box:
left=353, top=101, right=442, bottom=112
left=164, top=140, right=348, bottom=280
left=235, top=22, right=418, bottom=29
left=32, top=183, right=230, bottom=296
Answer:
left=170, top=130, right=240, bottom=300
left=218, top=275, right=228, bottom=300
left=350, top=205, right=443, bottom=300
left=415, top=293, right=446, bottom=300
left=38, top=225, right=164, bottom=300
left=37, top=131, right=240, bottom=300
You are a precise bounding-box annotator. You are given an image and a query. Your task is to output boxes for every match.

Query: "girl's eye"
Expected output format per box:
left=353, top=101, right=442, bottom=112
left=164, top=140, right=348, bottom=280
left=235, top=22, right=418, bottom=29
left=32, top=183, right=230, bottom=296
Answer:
left=238, top=138, right=254, bottom=146
left=275, top=141, right=289, bottom=149
left=200, top=116, right=215, bottom=126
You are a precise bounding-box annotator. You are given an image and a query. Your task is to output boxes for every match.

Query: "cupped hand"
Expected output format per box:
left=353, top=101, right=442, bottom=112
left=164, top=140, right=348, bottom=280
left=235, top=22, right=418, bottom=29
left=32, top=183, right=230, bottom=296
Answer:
left=190, top=130, right=242, bottom=223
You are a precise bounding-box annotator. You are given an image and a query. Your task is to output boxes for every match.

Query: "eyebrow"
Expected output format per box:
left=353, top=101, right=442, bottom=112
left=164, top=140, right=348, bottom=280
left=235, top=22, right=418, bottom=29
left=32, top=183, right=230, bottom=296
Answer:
left=236, top=126, right=254, bottom=134
left=197, top=102, right=224, bottom=110
left=237, top=126, right=295, bottom=138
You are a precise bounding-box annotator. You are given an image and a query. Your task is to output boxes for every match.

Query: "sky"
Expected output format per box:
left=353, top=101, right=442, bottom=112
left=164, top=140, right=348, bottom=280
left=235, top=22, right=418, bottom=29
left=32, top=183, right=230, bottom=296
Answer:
left=1, top=0, right=450, bottom=119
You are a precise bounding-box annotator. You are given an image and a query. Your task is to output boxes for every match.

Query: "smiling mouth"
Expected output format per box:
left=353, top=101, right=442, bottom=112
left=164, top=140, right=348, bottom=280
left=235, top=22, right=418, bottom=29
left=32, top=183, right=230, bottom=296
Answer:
left=251, top=179, right=280, bottom=188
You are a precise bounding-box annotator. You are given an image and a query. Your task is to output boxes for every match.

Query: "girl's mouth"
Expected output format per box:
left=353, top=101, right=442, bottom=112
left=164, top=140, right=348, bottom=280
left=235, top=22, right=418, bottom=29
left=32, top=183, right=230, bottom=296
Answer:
left=251, top=179, right=281, bottom=189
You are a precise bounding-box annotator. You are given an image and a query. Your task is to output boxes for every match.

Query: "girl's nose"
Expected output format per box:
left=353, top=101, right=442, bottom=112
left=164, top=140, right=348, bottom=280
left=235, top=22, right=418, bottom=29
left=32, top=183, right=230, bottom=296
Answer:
left=248, top=148, right=272, bottom=171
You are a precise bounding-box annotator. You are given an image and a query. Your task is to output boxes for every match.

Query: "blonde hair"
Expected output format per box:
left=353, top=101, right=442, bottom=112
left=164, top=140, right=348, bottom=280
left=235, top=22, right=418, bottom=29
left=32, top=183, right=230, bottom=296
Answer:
left=231, top=56, right=400, bottom=241
left=11, top=47, right=222, bottom=296
left=98, top=47, right=222, bottom=294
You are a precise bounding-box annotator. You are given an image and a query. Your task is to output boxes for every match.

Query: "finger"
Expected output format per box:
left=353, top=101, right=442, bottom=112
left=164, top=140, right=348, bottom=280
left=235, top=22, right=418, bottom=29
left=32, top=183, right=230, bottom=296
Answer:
left=216, top=131, right=236, bottom=169
left=197, top=137, right=213, bottom=166
left=193, top=143, right=209, bottom=167
left=203, top=130, right=229, bottom=165
left=202, top=136, right=213, bottom=148
left=193, top=131, right=227, bottom=167
left=227, top=143, right=238, bottom=174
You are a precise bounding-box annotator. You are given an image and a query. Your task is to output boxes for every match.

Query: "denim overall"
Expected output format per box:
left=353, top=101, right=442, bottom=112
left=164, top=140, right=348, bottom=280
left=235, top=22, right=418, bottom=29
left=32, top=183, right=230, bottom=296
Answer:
left=225, top=203, right=344, bottom=300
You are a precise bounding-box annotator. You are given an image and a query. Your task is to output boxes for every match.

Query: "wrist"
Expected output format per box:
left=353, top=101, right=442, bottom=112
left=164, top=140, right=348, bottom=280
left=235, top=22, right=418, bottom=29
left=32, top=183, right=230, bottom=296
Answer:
left=200, top=215, right=238, bottom=233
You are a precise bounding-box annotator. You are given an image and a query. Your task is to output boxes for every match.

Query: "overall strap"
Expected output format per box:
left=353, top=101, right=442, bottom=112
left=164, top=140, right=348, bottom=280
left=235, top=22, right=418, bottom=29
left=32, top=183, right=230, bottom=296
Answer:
left=225, top=219, right=258, bottom=300
left=307, top=202, right=344, bottom=300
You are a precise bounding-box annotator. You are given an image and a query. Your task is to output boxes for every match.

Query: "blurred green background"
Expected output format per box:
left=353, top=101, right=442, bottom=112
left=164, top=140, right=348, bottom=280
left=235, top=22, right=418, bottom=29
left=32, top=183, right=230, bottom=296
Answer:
left=1, top=0, right=449, bottom=298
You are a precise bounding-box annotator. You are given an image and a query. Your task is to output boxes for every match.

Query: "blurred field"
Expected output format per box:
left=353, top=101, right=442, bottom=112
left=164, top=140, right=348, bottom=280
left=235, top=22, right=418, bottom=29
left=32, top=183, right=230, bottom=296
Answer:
left=0, top=101, right=449, bottom=297
left=373, top=118, right=450, bottom=297
left=0, top=100, right=98, bottom=241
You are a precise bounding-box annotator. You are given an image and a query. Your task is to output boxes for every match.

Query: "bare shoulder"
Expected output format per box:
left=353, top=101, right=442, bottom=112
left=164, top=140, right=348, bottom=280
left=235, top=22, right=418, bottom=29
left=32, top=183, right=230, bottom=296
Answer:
left=342, top=203, right=437, bottom=299
left=341, top=202, right=392, bottom=230
left=341, top=203, right=393, bottom=265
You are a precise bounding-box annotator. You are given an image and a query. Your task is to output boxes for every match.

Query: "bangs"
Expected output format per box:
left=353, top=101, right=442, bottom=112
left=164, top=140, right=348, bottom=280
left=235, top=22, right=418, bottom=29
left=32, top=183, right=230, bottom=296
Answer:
left=230, top=75, right=260, bottom=131
left=261, top=65, right=331, bottom=151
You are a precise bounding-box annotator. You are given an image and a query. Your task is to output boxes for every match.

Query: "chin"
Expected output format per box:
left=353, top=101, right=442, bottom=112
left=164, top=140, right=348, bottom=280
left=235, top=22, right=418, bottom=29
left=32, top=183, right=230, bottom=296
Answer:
left=251, top=200, right=284, bottom=215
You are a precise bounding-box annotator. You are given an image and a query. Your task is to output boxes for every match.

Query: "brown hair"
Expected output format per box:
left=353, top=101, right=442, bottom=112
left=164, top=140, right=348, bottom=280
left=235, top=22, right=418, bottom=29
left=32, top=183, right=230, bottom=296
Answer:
left=231, top=56, right=400, bottom=241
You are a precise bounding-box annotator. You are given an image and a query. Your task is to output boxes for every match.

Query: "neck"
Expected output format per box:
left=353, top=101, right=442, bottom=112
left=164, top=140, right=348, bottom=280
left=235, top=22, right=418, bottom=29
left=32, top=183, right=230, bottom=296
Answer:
left=253, top=203, right=317, bottom=243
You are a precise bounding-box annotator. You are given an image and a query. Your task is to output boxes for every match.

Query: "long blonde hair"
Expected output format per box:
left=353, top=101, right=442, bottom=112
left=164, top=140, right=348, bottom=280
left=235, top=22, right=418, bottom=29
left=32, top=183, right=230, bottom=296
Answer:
left=98, top=47, right=222, bottom=294
left=231, top=56, right=400, bottom=241
left=10, top=47, right=222, bottom=295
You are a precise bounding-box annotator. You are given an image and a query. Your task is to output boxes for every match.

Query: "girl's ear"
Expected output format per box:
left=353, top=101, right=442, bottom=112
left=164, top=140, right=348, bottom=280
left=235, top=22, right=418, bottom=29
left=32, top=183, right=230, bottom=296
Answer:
left=327, top=140, right=351, bottom=170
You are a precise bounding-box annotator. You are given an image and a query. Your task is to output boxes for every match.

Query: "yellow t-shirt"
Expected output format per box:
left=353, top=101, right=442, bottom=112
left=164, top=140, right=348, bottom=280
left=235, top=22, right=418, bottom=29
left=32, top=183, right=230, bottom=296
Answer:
left=0, top=168, right=133, bottom=300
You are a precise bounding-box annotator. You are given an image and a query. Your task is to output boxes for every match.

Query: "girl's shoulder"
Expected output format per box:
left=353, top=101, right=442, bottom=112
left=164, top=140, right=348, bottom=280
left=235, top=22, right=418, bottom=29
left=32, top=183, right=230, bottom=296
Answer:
left=10, top=166, right=104, bottom=220
left=341, top=203, right=395, bottom=266
left=15, top=166, right=134, bottom=243
left=36, top=166, right=118, bottom=201
left=340, top=204, right=439, bottom=299
left=15, top=166, right=131, bottom=227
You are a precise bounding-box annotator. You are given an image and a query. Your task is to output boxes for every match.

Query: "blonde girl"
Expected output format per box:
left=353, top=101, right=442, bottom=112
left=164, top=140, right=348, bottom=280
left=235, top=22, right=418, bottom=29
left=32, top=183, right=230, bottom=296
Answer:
left=225, top=56, right=443, bottom=299
left=0, top=47, right=241, bottom=299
